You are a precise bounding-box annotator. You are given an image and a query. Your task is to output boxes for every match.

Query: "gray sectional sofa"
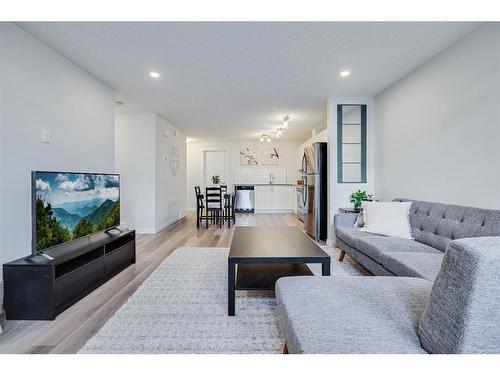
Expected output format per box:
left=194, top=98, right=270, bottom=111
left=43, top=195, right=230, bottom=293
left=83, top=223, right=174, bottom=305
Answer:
left=275, top=199, right=500, bottom=354
left=335, top=199, right=500, bottom=281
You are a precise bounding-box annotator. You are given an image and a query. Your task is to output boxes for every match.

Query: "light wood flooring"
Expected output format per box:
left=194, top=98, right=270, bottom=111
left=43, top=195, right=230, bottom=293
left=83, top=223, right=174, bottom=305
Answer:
left=0, top=212, right=317, bottom=354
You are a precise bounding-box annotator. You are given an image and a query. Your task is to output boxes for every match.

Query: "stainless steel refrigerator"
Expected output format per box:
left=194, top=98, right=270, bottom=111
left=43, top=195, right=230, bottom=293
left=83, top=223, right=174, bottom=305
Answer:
left=300, top=142, right=327, bottom=241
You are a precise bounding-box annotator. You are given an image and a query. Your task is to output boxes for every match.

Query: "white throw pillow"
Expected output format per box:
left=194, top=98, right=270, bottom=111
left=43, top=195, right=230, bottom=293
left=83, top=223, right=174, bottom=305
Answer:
left=360, top=201, right=414, bottom=239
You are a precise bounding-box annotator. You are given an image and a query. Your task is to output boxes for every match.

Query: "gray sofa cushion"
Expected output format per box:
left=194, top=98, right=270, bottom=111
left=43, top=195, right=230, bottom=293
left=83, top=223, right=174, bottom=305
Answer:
left=276, top=276, right=432, bottom=354
left=335, top=226, right=376, bottom=248
left=355, top=235, right=440, bottom=264
left=419, top=237, right=500, bottom=353
left=395, top=199, right=500, bottom=251
left=382, top=252, right=443, bottom=281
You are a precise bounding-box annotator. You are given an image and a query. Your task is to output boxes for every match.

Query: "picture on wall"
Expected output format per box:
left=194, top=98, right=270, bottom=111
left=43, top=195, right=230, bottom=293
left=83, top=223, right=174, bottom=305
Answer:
left=240, top=147, right=258, bottom=166
left=262, top=147, right=280, bottom=165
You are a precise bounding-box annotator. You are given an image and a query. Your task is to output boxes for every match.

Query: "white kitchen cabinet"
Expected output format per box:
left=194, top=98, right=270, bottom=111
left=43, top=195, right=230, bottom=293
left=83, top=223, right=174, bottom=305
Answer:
left=271, top=185, right=293, bottom=210
left=254, top=185, right=294, bottom=211
left=254, top=185, right=272, bottom=210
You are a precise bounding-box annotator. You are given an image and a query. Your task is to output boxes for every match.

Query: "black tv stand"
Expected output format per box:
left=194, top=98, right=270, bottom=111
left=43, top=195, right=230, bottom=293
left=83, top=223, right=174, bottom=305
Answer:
left=2, top=229, right=136, bottom=320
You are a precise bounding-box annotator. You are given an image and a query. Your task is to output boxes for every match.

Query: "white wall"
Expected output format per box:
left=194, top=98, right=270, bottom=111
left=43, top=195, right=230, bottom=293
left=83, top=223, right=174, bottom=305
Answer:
left=155, top=115, right=187, bottom=231
left=327, top=97, right=375, bottom=243
left=0, top=23, right=115, bottom=277
left=186, top=140, right=302, bottom=209
left=115, top=113, right=187, bottom=233
left=115, top=114, right=157, bottom=232
left=374, top=23, right=500, bottom=209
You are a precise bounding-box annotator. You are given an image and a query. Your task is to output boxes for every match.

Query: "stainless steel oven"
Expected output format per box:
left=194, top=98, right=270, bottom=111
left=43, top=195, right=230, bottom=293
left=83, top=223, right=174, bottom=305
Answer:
left=296, top=185, right=306, bottom=222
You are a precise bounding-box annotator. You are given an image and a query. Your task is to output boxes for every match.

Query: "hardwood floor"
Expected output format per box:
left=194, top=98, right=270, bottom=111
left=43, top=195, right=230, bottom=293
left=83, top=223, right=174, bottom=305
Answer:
left=0, top=212, right=309, bottom=354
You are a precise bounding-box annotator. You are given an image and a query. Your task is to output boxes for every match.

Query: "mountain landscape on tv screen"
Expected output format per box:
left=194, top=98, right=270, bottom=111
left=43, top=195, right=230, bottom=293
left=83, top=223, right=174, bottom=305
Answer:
left=34, top=172, right=120, bottom=251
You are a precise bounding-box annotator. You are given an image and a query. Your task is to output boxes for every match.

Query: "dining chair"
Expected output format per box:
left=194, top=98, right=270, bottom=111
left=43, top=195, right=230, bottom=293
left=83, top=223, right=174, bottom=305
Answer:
left=194, top=186, right=205, bottom=229
left=205, top=186, right=223, bottom=228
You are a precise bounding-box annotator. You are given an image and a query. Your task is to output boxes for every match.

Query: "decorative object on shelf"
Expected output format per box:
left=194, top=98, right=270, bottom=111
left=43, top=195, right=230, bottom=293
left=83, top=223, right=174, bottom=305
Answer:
left=259, top=134, right=272, bottom=143
left=169, top=146, right=180, bottom=176
left=262, top=147, right=280, bottom=166
left=349, top=190, right=375, bottom=211
left=211, top=175, right=221, bottom=185
left=240, top=147, right=258, bottom=166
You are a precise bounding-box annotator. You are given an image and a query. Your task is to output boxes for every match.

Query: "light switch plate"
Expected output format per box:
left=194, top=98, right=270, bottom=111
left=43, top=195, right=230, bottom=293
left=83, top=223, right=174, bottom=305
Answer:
left=42, top=129, right=50, bottom=143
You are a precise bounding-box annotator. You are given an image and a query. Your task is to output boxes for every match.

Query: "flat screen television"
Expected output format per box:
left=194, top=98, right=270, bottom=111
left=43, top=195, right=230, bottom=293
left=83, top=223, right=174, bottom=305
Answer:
left=32, top=171, right=120, bottom=254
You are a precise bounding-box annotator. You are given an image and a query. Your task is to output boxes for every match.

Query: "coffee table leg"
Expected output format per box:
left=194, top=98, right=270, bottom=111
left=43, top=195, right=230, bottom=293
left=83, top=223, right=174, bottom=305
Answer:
left=228, top=260, right=236, bottom=316
left=322, top=259, right=331, bottom=276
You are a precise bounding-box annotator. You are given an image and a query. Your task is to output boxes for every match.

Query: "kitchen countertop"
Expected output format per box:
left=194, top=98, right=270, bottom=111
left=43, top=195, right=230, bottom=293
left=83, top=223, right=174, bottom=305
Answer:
left=234, top=183, right=296, bottom=186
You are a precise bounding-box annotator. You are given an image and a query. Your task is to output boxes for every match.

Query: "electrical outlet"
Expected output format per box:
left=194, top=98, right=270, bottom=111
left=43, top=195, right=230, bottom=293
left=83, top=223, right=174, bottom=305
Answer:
left=42, top=129, right=50, bottom=143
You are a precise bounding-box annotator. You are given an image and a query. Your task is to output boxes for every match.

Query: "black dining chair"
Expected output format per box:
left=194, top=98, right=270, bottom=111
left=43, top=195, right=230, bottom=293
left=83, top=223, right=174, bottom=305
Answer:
left=194, top=186, right=205, bottom=229
left=223, top=190, right=235, bottom=228
left=205, top=186, right=223, bottom=228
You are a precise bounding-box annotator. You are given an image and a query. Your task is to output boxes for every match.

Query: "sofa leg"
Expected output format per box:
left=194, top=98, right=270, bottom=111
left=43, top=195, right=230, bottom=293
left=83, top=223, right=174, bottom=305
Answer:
left=339, top=250, right=346, bottom=262
left=283, top=343, right=289, bottom=354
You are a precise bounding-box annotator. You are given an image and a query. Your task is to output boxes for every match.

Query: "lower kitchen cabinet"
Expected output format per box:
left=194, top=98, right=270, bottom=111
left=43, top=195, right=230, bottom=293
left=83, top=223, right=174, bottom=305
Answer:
left=254, top=185, right=294, bottom=211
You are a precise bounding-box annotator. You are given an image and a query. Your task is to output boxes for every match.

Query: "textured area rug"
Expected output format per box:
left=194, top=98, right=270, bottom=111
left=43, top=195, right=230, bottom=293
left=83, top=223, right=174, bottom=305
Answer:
left=80, top=246, right=367, bottom=354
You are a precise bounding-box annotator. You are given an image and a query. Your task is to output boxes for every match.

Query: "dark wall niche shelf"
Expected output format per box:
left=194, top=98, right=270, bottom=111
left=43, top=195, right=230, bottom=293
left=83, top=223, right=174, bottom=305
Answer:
left=2, top=229, right=136, bottom=320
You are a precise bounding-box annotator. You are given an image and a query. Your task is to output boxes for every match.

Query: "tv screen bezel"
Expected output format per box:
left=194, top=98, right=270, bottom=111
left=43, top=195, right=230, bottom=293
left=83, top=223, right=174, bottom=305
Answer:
left=31, top=170, right=121, bottom=254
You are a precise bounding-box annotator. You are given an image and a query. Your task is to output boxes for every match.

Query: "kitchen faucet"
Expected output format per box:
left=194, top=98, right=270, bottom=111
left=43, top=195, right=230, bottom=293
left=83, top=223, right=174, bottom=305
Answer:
left=269, top=172, right=274, bottom=184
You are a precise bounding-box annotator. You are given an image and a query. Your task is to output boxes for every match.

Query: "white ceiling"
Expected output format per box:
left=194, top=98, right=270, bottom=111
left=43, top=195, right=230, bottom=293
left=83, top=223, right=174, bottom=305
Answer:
left=19, top=22, right=479, bottom=141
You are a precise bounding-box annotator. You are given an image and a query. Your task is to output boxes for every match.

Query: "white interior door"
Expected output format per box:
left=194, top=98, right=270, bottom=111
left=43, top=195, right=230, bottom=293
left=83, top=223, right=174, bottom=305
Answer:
left=203, top=150, right=228, bottom=186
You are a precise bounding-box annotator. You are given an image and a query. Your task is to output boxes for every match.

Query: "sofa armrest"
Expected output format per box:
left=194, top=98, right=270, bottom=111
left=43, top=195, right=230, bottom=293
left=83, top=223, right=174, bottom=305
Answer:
left=334, top=213, right=358, bottom=229
left=447, top=236, right=500, bottom=255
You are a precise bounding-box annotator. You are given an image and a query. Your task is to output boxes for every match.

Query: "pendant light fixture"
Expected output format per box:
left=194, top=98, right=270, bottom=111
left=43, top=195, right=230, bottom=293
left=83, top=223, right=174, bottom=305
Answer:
left=283, top=115, right=290, bottom=128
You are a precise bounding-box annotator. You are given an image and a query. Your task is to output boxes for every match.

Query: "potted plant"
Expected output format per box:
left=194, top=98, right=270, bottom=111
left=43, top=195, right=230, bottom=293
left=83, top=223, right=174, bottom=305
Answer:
left=211, top=175, right=221, bottom=185
left=350, top=190, right=375, bottom=212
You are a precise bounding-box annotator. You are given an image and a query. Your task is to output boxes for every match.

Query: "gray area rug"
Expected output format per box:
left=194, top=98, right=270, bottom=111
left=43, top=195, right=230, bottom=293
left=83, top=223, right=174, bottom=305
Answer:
left=80, top=246, right=367, bottom=354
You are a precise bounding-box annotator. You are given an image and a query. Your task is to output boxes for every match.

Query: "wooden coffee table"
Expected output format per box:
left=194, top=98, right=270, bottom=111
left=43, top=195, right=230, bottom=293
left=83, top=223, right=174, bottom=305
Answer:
left=228, top=226, right=330, bottom=316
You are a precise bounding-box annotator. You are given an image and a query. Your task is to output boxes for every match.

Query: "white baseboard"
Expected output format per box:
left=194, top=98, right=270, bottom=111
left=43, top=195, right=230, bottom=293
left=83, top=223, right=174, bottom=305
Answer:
left=153, top=211, right=189, bottom=233
left=326, top=238, right=335, bottom=247
left=254, top=209, right=294, bottom=213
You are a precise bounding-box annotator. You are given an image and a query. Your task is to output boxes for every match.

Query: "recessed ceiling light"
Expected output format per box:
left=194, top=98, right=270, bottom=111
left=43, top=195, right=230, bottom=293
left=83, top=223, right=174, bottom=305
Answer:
left=150, top=71, right=160, bottom=78
left=340, top=70, right=350, bottom=77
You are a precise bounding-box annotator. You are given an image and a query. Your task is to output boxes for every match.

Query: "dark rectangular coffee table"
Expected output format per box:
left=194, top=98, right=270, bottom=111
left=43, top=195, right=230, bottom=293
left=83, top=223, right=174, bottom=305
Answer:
left=228, top=226, right=330, bottom=316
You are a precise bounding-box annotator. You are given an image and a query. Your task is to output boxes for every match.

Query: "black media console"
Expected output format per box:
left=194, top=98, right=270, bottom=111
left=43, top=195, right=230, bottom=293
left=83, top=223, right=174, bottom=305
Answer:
left=2, top=229, right=136, bottom=320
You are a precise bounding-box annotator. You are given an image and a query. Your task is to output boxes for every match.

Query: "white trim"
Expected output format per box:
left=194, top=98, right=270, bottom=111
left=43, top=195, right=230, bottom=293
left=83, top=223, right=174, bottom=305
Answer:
left=202, top=148, right=230, bottom=186
left=254, top=209, right=294, bottom=213
left=153, top=210, right=189, bottom=233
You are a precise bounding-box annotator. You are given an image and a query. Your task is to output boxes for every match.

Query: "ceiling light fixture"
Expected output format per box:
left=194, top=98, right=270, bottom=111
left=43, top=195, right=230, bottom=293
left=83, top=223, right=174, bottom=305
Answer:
left=340, top=70, right=350, bottom=77
left=283, top=115, right=290, bottom=128
left=277, top=128, right=283, bottom=137
left=150, top=71, right=160, bottom=78
left=260, top=133, right=273, bottom=142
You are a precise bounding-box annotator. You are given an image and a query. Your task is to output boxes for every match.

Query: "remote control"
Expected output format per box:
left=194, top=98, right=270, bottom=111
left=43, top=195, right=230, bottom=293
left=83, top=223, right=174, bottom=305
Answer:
left=41, top=253, right=54, bottom=261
